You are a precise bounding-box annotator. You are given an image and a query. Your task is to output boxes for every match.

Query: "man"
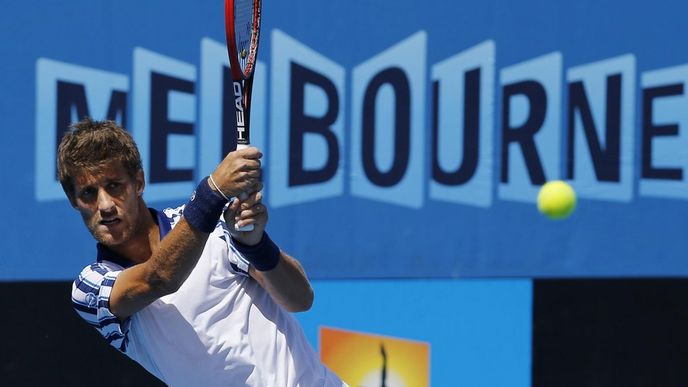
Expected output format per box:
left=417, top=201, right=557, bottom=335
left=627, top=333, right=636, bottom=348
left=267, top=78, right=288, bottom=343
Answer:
left=60, top=118, right=345, bottom=386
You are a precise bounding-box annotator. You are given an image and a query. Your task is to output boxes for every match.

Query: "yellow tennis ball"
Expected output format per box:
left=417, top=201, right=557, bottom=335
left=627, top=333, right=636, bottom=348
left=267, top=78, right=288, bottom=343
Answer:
left=537, top=180, right=576, bottom=220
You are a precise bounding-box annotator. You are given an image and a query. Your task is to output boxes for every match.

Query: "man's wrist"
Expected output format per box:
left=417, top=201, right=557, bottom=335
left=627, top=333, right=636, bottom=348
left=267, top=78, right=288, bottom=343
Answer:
left=232, top=232, right=280, bottom=271
left=183, top=177, right=228, bottom=233
left=207, top=174, right=231, bottom=201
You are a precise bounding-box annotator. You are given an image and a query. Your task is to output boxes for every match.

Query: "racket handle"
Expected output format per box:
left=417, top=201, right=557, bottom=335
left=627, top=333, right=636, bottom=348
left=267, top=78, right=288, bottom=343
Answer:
left=234, top=143, right=254, bottom=232
left=235, top=143, right=252, bottom=201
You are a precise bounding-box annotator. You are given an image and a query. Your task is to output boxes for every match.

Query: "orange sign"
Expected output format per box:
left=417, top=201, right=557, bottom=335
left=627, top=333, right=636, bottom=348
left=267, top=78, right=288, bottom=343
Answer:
left=320, top=326, right=430, bottom=387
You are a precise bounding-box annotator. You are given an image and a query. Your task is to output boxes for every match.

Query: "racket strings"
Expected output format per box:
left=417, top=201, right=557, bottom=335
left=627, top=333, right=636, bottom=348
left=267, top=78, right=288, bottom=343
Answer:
left=234, top=0, right=258, bottom=74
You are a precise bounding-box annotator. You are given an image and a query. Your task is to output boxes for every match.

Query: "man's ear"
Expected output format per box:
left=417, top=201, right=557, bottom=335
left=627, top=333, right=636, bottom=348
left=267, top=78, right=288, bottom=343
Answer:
left=67, top=192, right=78, bottom=209
left=136, top=170, right=145, bottom=197
left=63, top=185, right=78, bottom=209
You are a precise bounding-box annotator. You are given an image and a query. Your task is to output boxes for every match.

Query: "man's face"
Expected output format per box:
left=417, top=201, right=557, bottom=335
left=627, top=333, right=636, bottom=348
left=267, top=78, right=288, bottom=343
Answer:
left=71, top=160, right=144, bottom=248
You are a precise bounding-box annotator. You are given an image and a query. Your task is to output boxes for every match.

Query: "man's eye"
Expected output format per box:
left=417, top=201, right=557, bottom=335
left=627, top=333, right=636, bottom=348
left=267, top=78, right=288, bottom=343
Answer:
left=80, top=188, right=96, bottom=199
left=109, top=181, right=127, bottom=191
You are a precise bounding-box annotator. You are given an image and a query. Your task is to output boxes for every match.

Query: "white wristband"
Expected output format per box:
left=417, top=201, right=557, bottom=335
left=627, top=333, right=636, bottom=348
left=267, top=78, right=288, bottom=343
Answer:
left=208, top=174, right=230, bottom=202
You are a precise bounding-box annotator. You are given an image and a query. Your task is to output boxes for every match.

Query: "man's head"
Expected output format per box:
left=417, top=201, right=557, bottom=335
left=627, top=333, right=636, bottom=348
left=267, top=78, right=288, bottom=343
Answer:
left=58, top=118, right=142, bottom=199
left=58, top=118, right=146, bottom=247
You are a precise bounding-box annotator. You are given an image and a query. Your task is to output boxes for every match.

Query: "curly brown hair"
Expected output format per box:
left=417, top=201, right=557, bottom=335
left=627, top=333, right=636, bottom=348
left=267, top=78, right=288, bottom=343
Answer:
left=57, top=118, right=142, bottom=198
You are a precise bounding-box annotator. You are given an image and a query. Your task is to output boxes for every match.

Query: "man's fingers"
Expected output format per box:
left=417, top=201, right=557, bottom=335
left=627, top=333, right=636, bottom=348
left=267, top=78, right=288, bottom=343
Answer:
left=239, top=191, right=262, bottom=209
left=240, top=159, right=261, bottom=171
left=225, top=198, right=240, bottom=215
left=235, top=146, right=263, bottom=160
left=244, top=168, right=261, bottom=179
left=235, top=191, right=266, bottom=219
left=248, top=182, right=263, bottom=195
left=235, top=204, right=265, bottom=223
left=239, top=205, right=263, bottom=218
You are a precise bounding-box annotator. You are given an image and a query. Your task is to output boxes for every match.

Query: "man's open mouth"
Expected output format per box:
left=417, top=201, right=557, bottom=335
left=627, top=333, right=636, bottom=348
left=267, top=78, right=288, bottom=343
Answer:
left=100, top=218, right=120, bottom=226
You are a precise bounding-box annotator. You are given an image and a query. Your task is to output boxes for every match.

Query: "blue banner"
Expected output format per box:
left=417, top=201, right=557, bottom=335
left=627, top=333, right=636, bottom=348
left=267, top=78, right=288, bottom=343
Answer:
left=2, top=0, right=688, bottom=280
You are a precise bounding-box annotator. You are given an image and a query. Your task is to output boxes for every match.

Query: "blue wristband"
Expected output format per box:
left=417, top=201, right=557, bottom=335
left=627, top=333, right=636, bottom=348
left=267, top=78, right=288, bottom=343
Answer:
left=232, top=232, right=281, bottom=271
left=183, top=177, right=227, bottom=233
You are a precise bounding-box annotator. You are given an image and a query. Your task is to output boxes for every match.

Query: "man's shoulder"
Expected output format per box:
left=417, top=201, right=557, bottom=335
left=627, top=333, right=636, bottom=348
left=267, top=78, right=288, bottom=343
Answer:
left=71, top=260, right=131, bottom=353
left=72, top=260, right=124, bottom=295
left=71, top=261, right=121, bottom=322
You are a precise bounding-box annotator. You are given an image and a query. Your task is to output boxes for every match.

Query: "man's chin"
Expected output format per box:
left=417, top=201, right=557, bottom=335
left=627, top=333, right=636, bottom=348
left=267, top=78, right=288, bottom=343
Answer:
left=92, top=230, right=129, bottom=247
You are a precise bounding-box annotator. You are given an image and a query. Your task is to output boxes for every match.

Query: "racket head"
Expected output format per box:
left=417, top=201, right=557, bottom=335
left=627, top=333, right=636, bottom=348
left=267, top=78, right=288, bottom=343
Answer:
left=225, top=0, right=261, bottom=80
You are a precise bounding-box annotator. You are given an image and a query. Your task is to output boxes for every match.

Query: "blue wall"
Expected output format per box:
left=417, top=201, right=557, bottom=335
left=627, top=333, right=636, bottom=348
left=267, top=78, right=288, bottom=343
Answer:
left=3, top=1, right=688, bottom=280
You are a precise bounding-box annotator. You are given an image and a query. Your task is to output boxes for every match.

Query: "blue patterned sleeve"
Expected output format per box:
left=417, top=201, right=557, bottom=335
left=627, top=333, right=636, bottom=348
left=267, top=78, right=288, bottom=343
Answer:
left=218, top=212, right=251, bottom=276
left=71, top=262, right=130, bottom=352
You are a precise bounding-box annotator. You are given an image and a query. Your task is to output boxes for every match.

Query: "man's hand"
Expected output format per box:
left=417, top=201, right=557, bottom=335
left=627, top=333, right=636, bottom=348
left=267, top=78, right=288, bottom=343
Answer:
left=210, top=147, right=262, bottom=199
left=224, top=190, right=267, bottom=246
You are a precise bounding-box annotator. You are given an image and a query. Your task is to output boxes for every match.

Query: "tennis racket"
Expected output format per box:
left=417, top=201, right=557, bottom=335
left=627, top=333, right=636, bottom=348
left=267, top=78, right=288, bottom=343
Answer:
left=225, top=0, right=262, bottom=231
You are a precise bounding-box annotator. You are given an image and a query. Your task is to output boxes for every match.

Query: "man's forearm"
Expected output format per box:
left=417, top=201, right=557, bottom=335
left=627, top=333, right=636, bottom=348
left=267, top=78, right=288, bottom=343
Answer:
left=146, top=219, right=210, bottom=293
left=250, top=252, right=314, bottom=312
left=110, top=219, right=210, bottom=319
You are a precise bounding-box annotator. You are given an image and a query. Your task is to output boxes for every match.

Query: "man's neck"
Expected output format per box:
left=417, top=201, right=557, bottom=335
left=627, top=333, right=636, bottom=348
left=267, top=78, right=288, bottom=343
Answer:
left=109, top=201, right=159, bottom=265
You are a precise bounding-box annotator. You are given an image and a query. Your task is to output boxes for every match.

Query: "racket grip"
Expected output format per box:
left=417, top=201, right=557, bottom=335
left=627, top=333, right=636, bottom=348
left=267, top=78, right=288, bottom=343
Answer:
left=234, top=144, right=254, bottom=231
left=236, top=143, right=251, bottom=201
left=235, top=223, right=255, bottom=232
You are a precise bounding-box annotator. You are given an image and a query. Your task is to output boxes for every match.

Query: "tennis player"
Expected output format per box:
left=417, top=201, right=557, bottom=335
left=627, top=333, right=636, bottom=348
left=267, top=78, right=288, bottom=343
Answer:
left=60, top=118, right=346, bottom=386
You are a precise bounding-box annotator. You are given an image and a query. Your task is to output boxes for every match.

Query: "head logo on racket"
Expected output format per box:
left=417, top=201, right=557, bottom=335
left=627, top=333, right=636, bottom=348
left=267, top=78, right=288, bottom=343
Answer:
left=225, top=0, right=261, bottom=148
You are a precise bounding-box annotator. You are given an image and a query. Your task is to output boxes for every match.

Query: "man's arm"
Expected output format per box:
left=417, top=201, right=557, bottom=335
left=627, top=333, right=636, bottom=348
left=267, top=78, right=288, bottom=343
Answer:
left=249, top=251, right=314, bottom=312
left=109, top=147, right=263, bottom=320
left=225, top=192, right=314, bottom=312
left=109, top=220, right=209, bottom=319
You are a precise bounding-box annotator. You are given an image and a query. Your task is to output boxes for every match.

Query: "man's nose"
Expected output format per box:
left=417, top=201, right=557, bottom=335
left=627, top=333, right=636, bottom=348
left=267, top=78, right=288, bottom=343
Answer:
left=97, top=188, right=115, bottom=212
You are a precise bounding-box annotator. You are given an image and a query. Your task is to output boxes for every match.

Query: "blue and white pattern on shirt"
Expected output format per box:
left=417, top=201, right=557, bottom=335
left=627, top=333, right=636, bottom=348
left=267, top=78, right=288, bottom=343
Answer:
left=72, top=261, right=129, bottom=352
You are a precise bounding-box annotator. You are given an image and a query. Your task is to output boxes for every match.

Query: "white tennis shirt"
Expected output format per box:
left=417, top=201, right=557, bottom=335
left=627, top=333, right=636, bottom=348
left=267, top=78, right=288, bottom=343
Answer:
left=72, top=206, right=345, bottom=387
